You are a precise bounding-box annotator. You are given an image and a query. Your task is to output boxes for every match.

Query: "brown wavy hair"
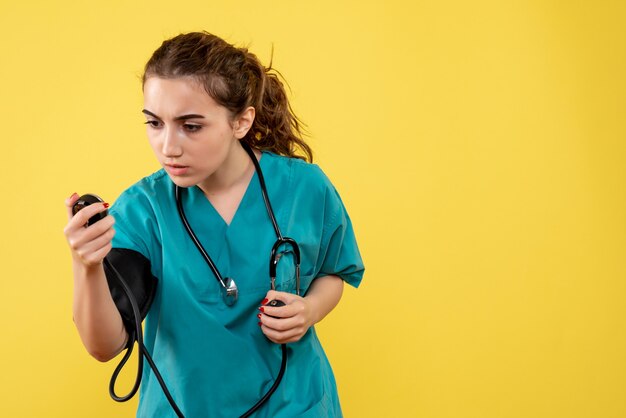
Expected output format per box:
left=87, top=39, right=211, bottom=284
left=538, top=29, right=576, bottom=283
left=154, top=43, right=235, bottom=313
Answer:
left=142, top=31, right=313, bottom=162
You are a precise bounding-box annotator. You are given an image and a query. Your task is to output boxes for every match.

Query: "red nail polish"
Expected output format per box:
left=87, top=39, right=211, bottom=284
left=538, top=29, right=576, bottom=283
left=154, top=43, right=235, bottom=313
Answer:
left=103, top=203, right=110, bottom=209
left=257, top=313, right=261, bottom=318
left=258, top=322, right=262, bottom=326
left=259, top=307, right=265, bottom=313
left=262, top=298, right=269, bottom=305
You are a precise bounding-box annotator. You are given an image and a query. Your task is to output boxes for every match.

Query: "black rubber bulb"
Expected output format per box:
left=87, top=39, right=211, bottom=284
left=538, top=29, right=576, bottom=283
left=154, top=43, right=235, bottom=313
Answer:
left=72, top=194, right=108, bottom=226
left=264, top=299, right=285, bottom=319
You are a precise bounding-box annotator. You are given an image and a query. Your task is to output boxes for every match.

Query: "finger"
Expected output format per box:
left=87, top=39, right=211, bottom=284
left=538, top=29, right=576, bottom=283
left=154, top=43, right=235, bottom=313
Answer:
left=263, top=290, right=301, bottom=304
left=66, top=215, right=115, bottom=251
left=261, top=298, right=306, bottom=320
left=65, top=192, right=80, bottom=220
left=73, top=226, right=116, bottom=259
left=83, top=213, right=115, bottom=237
left=260, top=314, right=302, bottom=332
left=260, top=289, right=285, bottom=318
left=259, top=303, right=291, bottom=319
left=66, top=202, right=110, bottom=230
left=262, top=290, right=282, bottom=304
left=261, top=300, right=308, bottom=330
left=260, top=291, right=300, bottom=317
left=66, top=211, right=114, bottom=241
left=260, top=325, right=303, bottom=344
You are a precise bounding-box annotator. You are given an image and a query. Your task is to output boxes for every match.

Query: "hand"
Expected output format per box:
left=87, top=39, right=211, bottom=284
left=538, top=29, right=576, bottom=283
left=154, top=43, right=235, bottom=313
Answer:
left=258, top=290, right=316, bottom=344
left=63, top=193, right=115, bottom=267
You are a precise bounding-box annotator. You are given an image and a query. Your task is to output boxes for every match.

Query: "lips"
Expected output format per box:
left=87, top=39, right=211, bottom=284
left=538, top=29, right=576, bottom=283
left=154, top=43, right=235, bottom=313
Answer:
left=164, top=163, right=189, bottom=176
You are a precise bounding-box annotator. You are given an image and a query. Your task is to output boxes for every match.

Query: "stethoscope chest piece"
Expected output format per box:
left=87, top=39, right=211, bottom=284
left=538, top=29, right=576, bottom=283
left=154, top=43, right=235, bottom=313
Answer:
left=222, top=277, right=238, bottom=306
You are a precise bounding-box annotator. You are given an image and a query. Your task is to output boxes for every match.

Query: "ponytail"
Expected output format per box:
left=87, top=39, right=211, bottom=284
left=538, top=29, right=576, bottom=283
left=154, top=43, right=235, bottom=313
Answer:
left=240, top=49, right=312, bottom=162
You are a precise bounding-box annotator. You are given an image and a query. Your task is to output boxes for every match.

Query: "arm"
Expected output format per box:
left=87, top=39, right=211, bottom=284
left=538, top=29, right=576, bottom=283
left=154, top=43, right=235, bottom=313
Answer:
left=258, top=275, right=344, bottom=344
left=64, top=193, right=128, bottom=362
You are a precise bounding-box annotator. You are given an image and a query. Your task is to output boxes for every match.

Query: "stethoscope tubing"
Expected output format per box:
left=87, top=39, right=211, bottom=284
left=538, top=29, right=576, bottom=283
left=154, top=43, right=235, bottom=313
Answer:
left=243, top=142, right=283, bottom=240
left=105, top=257, right=185, bottom=417
left=107, top=252, right=286, bottom=418
left=175, top=185, right=227, bottom=291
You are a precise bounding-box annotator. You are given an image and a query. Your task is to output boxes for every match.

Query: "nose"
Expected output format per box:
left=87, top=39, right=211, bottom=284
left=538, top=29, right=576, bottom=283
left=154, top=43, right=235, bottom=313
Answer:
left=161, top=126, right=183, bottom=158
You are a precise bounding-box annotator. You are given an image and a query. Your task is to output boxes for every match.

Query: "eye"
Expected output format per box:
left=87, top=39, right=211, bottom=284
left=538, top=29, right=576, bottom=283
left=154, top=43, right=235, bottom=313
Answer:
left=144, top=120, right=162, bottom=129
left=183, top=124, right=202, bottom=133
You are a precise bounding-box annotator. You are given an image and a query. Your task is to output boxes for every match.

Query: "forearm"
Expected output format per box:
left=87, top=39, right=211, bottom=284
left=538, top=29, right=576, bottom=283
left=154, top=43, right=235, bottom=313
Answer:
left=304, top=274, right=344, bottom=325
left=72, top=260, right=128, bottom=362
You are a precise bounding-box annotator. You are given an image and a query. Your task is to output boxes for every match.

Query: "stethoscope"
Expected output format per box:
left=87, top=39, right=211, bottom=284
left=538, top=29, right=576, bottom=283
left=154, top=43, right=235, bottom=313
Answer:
left=175, top=141, right=301, bottom=306
left=106, top=141, right=300, bottom=418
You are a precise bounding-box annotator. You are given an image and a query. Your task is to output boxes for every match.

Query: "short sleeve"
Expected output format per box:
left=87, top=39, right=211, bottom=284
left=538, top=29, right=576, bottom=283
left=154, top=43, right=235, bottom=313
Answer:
left=314, top=183, right=365, bottom=288
left=109, top=183, right=161, bottom=268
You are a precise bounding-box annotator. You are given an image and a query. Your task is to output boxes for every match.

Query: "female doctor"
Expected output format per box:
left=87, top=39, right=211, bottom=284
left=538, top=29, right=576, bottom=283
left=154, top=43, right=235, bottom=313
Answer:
left=63, top=31, right=364, bottom=417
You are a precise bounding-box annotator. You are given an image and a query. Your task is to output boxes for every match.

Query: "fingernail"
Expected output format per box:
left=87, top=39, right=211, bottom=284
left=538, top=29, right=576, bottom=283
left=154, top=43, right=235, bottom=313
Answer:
left=71, top=192, right=78, bottom=198
left=257, top=313, right=262, bottom=318
left=258, top=322, right=262, bottom=326
left=103, top=203, right=110, bottom=209
left=259, top=307, right=265, bottom=313
left=262, top=298, right=269, bottom=305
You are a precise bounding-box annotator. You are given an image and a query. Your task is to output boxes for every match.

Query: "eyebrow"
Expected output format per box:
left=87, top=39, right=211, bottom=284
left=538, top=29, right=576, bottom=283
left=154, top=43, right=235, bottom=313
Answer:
left=142, top=109, right=205, bottom=121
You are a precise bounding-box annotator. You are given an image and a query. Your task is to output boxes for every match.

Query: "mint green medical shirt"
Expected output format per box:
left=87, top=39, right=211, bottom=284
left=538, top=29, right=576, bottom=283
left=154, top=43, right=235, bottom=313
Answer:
left=110, top=151, right=364, bottom=418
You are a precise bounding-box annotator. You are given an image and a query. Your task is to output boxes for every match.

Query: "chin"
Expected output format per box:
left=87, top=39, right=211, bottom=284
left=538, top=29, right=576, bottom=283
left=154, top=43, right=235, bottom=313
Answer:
left=165, top=174, right=199, bottom=189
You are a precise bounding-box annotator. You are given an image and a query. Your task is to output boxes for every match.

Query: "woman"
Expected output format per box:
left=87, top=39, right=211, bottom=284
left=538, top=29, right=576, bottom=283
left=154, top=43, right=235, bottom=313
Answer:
left=64, top=31, right=364, bottom=417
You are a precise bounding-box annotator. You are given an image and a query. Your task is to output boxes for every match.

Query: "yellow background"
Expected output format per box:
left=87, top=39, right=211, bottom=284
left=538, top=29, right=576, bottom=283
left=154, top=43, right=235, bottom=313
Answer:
left=1, top=1, right=625, bottom=417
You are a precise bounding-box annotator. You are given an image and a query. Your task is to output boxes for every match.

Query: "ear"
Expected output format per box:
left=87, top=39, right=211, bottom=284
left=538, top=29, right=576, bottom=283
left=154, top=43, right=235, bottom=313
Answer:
left=233, top=106, right=256, bottom=139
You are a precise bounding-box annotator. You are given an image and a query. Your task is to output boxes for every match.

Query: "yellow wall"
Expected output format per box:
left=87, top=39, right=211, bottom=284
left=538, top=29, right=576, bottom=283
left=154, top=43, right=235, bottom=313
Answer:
left=1, top=1, right=624, bottom=417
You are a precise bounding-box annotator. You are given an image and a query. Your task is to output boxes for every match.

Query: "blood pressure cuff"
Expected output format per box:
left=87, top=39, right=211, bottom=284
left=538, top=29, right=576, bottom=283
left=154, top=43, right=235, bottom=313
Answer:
left=103, top=248, right=158, bottom=334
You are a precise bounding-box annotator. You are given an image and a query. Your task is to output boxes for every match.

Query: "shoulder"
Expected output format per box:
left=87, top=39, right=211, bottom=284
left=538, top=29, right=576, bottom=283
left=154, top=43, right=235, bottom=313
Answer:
left=264, top=152, right=345, bottom=227
left=114, top=169, right=170, bottom=202
left=263, top=152, right=335, bottom=195
left=110, top=169, right=171, bottom=215
left=108, top=170, right=170, bottom=257
left=117, top=169, right=170, bottom=198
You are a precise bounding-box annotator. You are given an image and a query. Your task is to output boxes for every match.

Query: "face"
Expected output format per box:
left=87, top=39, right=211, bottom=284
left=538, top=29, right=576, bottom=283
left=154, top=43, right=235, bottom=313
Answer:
left=142, top=76, right=245, bottom=188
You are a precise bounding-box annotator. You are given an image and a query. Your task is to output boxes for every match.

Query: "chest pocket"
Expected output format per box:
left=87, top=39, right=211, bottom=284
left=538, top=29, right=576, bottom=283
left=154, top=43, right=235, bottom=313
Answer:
left=273, top=249, right=314, bottom=295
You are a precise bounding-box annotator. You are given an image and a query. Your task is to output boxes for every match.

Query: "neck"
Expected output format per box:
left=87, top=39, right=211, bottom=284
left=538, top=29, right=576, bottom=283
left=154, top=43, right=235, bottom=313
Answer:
left=198, top=142, right=258, bottom=196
